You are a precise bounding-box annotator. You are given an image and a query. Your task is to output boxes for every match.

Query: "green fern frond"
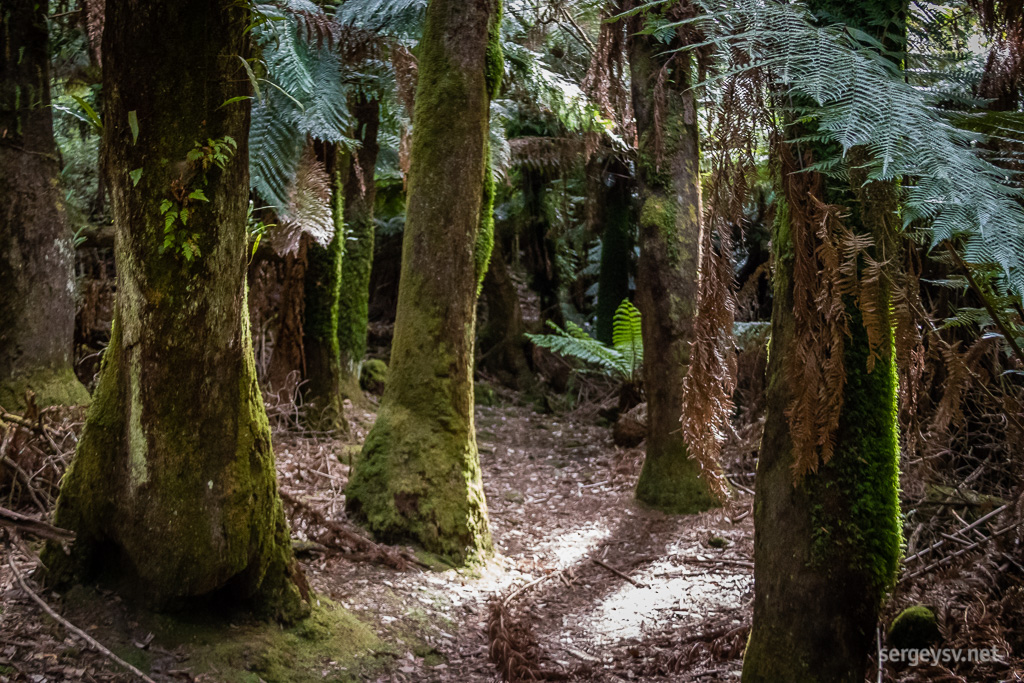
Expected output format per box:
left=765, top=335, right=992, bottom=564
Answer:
left=526, top=300, right=643, bottom=381
left=612, top=299, right=643, bottom=380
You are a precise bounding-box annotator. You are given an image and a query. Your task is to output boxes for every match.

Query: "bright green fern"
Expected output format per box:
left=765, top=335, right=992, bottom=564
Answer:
left=526, top=299, right=643, bottom=382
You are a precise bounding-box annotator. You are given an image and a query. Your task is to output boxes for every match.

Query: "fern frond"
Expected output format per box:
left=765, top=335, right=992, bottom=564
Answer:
left=526, top=320, right=633, bottom=380
left=686, top=0, right=1024, bottom=299
left=271, top=146, right=335, bottom=255
left=611, top=299, right=643, bottom=380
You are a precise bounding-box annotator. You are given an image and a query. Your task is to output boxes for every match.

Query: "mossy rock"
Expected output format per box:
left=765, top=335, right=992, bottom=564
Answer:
left=359, top=359, right=388, bottom=395
left=888, top=605, right=941, bottom=650
left=474, top=381, right=498, bottom=406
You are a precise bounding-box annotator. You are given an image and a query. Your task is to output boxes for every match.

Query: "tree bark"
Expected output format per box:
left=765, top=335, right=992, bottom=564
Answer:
left=338, top=95, right=381, bottom=405
left=44, top=0, right=308, bottom=620
left=479, top=231, right=533, bottom=389
left=345, top=0, right=501, bottom=564
left=302, top=143, right=348, bottom=431
left=590, top=155, right=634, bottom=345
left=627, top=5, right=719, bottom=513
left=743, top=2, right=906, bottom=679
left=0, top=0, right=91, bottom=411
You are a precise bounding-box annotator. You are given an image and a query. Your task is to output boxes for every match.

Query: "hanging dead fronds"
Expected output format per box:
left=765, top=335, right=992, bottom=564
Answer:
left=508, top=136, right=587, bottom=172
left=581, top=1, right=633, bottom=144
left=272, top=146, right=334, bottom=256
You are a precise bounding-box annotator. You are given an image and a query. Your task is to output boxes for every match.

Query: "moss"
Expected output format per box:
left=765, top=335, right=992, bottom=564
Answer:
left=302, top=166, right=347, bottom=432
left=485, top=1, right=504, bottom=98
left=359, top=359, right=388, bottom=395
left=474, top=381, right=498, bottom=406
left=347, top=400, right=492, bottom=565
left=475, top=146, right=496, bottom=295
left=0, top=365, right=91, bottom=411
left=62, top=588, right=382, bottom=682
left=635, top=446, right=720, bottom=514
left=888, top=605, right=941, bottom=650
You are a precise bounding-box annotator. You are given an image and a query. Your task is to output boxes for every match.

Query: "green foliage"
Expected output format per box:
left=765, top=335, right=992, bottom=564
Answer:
left=526, top=299, right=643, bottom=381
left=679, top=0, right=1024, bottom=300
left=158, top=136, right=238, bottom=262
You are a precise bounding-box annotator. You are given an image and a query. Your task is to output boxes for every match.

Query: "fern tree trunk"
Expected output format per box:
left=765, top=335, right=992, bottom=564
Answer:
left=337, top=95, right=381, bottom=406
left=345, top=0, right=502, bottom=564
left=591, top=155, right=634, bottom=345
left=627, top=4, right=719, bottom=513
left=44, top=0, right=308, bottom=620
left=302, top=142, right=348, bottom=431
left=742, top=2, right=906, bottom=679
left=0, top=0, right=91, bottom=411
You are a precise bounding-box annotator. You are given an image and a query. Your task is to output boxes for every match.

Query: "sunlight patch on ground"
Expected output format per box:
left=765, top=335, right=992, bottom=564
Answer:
left=533, top=521, right=613, bottom=569
left=574, top=558, right=751, bottom=644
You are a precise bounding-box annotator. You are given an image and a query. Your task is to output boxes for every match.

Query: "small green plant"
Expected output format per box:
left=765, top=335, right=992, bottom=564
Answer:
left=157, top=136, right=238, bottom=261
left=526, top=299, right=643, bottom=382
left=247, top=200, right=275, bottom=262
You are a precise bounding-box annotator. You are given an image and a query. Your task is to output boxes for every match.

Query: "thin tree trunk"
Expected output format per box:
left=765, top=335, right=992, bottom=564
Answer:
left=338, top=95, right=381, bottom=405
left=627, top=4, right=719, bottom=513
left=0, top=0, right=91, bottom=411
left=743, top=2, right=906, bottom=679
left=346, top=0, right=501, bottom=564
left=520, top=166, right=563, bottom=328
left=591, top=155, right=634, bottom=345
left=479, top=232, right=533, bottom=389
left=44, top=0, right=308, bottom=620
left=302, top=143, right=348, bottom=431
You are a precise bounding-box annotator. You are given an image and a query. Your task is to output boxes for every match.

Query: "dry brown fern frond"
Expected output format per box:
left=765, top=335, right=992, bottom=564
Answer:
left=487, top=599, right=570, bottom=682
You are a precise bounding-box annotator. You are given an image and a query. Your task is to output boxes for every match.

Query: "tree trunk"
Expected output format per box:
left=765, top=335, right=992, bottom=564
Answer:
left=0, top=0, right=91, bottom=411
left=267, top=239, right=308, bottom=399
left=44, top=0, right=308, bottom=621
left=302, top=143, right=348, bottom=431
left=345, top=0, right=501, bottom=564
left=627, top=5, right=719, bottom=513
left=479, top=232, right=533, bottom=389
left=743, top=2, right=906, bottom=679
left=520, top=166, right=564, bottom=328
left=338, top=95, right=381, bottom=405
left=591, top=155, right=634, bottom=345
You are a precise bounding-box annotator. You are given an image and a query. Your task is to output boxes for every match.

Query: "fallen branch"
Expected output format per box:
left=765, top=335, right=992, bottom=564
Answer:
left=279, top=488, right=427, bottom=570
left=592, top=558, right=648, bottom=588
left=901, top=520, right=1022, bottom=582
left=6, top=544, right=155, bottom=683
left=0, top=506, right=74, bottom=543
left=902, top=504, right=1007, bottom=565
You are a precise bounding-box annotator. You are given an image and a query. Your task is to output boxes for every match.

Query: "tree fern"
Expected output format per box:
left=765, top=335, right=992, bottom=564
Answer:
left=526, top=299, right=643, bottom=381
left=653, top=0, right=1024, bottom=299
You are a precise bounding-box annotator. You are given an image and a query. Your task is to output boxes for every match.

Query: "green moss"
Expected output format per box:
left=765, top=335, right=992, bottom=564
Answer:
left=474, top=381, right=498, bottom=406
left=346, top=400, right=492, bottom=565
left=359, top=359, right=388, bottom=394
left=0, top=365, right=91, bottom=411
left=635, top=448, right=720, bottom=514
left=475, top=148, right=496, bottom=295
left=485, top=1, right=504, bottom=98
left=638, top=195, right=678, bottom=263
left=62, top=588, right=382, bottom=683
left=888, top=605, right=941, bottom=650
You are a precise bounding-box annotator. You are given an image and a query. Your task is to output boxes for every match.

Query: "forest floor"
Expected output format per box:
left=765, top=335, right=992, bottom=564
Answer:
left=0, top=392, right=753, bottom=682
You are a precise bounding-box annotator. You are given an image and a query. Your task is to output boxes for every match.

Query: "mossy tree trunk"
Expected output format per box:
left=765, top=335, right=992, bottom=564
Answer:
left=44, top=0, right=309, bottom=621
left=0, top=0, right=91, bottom=411
left=345, top=0, right=501, bottom=564
left=302, top=142, right=348, bottom=431
left=742, top=2, right=906, bottom=679
left=627, top=5, right=719, bottom=513
left=337, top=95, right=381, bottom=405
left=591, top=155, right=634, bottom=345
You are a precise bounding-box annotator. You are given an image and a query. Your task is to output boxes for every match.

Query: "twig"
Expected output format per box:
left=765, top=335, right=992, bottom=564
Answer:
left=0, top=506, right=74, bottom=542
left=6, top=547, right=156, bottom=683
left=902, top=504, right=1007, bottom=565
left=503, top=571, right=560, bottom=608
left=592, top=558, right=647, bottom=588
left=901, top=520, right=1021, bottom=582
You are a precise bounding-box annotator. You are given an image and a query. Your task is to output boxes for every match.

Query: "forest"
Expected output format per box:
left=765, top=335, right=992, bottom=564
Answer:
left=1, top=0, right=1023, bottom=681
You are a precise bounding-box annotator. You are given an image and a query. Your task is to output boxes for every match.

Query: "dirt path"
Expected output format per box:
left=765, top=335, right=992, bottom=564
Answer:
left=300, top=400, right=754, bottom=682
left=0, top=399, right=753, bottom=682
